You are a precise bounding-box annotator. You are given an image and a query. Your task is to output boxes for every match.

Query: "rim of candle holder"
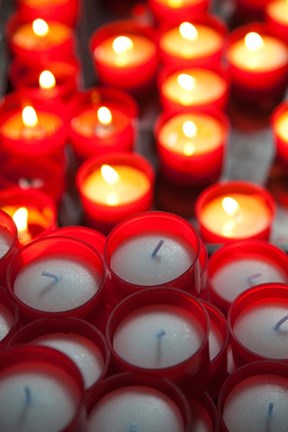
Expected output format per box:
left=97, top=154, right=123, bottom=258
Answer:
left=0, top=208, right=19, bottom=261
left=148, top=0, right=210, bottom=24
left=0, top=287, right=20, bottom=349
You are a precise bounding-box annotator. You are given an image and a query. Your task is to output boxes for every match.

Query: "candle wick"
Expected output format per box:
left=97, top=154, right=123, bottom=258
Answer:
left=273, top=314, right=288, bottom=331
left=41, top=271, right=61, bottom=283
left=24, top=386, right=32, bottom=406
left=267, top=402, right=274, bottom=418
left=151, top=240, right=164, bottom=258
left=156, top=329, right=166, bottom=365
left=157, top=329, right=166, bottom=339
left=246, top=272, right=262, bottom=287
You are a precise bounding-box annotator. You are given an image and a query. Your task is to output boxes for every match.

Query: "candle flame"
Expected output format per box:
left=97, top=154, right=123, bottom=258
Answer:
left=222, top=197, right=240, bottom=216
left=182, top=120, right=197, bottom=138
left=177, top=73, right=196, bottom=91
left=167, top=0, right=183, bottom=8
left=101, top=164, right=120, bottom=185
left=22, top=106, right=38, bottom=128
left=32, top=19, right=49, bottom=37
left=97, top=106, right=112, bottom=126
left=179, top=22, right=198, bottom=42
left=39, top=70, right=56, bottom=90
left=112, top=36, right=134, bottom=55
left=244, top=32, right=264, bottom=51
left=13, top=207, right=28, bottom=234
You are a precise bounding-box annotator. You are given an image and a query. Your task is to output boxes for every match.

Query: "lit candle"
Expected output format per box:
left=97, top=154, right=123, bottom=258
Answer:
left=266, top=0, right=288, bottom=42
left=159, top=67, right=228, bottom=112
left=90, top=21, right=158, bottom=92
left=12, top=207, right=32, bottom=245
left=156, top=110, right=228, bottom=185
left=195, top=181, right=275, bottom=243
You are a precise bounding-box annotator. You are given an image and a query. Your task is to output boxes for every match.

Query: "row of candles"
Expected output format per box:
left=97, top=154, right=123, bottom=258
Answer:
left=0, top=0, right=288, bottom=431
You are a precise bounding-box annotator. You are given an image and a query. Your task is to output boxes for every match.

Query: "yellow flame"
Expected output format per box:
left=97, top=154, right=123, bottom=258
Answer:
left=244, top=32, right=264, bottom=51
left=101, top=164, right=120, bottom=186
left=222, top=197, right=240, bottom=216
left=167, top=0, right=183, bottom=8
left=179, top=22, right=198, bottom=42
left=13, top=207, right=28, bottom=234
left=182, top=120, right=197, bottom=138
left=32, top=19, right=49, bottom=37
left=22, top=106, right=38, bottom=128
left=97, top=107, right=112, bottom=126
left=177, top=73, right=196, bottom=91
left=39, top=70, right=56, bottom=90
left=112, top=36, right=134, bottom=55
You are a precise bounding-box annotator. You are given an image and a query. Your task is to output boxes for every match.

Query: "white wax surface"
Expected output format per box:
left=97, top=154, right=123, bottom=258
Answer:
left=32, top=333, right=105, bottom=389
left=233, top=300, right=288, bottom=359
left=88, top=385, right=185, bottom=432
left=110, top=233, right=196, bottom=286
left=113, top=304, right=204, bottom=368
left=190, top=398, right=213, bottom=432
left=211, top=258, right=288, bottom=304
left=0, top=362, right=81, bottom=432
left=223, top=375, right=288, bottom=432
left=0, top=303, right=14, bottom=341
left=13, top=255, right=101, bottom=312
left=209, top=319, right=224, bottom=361
left=0, top=228, right=12, bottom=259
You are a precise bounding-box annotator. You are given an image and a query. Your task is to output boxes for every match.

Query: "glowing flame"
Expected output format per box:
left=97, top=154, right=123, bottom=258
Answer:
left=101, top=164, right=120, bottom=186
left=244, top=32, right=264, bottom=51
left=97, top=106, right=112, bottom=126
left=39, top=70, right=56, bottom=90
left=167, top=0, right=183, bottom=8
left=222, top=197, right=240, bottom=216
left=182, top=120, right=197, bottom=138
left=13, top=207, right=28, bottom=234
left=32, top=19, right=49, bottom=37
left=179, top=22, right=198, bottom=42
left=177, top=73, right=196, bottom=91
left=112, top=36, right=134, bottom=55
left=22, top=106, right=38, bottom=128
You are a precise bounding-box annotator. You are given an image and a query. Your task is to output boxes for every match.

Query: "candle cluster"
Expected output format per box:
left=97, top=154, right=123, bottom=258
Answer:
left=0, top=0, right=288, bottom=430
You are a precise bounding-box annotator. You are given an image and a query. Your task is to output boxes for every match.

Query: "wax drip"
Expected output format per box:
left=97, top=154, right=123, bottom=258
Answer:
left=41, top=271, right=61, bottom=283
left=151, top=240, right=164, bottom=258
left=267, top=403, right=274, bottom=418
left=24, top=386, right=32, bottom=405
left=273, top=314, right=288, bottom=331
left=246, top=273, right=262, bottom=287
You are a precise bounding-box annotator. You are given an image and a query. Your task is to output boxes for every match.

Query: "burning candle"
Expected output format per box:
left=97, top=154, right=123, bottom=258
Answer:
left=7, top=236, right=106, bottom=322
left=0, top=345, right=86, bottom=432
left=195, top=181, right=275, bottom=243
left=148, top=0, right=210, bottom=24
left=229, top=283, right=288, bottom=366
left=17, top=0, right=80, bottom=27
left=208, top=241, right=288, bottom=314
left=155, top=109, right=228, bottom=185
left=219, top=361, right=288, bottom=432
left=90, top=21, right=158, bottom=92
left=159, top=16, right=226, bottom=69
left=76, top=152, right=154, bottom=233
left=266, top=0, right=288, bottom=43
left=159, top=66, right=229, bottom=113
left=104, top=211, right=202, bottom=304
left=272, top=101, right=288, bottom=168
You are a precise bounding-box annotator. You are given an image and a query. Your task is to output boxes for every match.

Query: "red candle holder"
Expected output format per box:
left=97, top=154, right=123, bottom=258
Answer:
left=17, top=0, right=80, bottom=27
left=148, top=0, right=210, bottom=24
left=0, top=156, right=66, bottom=204
left=6, top=13, right=76, bottom=67
left=158, top=15, right=227, bottom=70
left=6, top=236, right=106, bottom=325
left=234, top=0, right=271, bottom=23
left=106, top=287, right=210, bottom=389
left=272, top=101, right=288, bottom=169
left=0, top=345, right=87, bottom=432
left=188, top=391, right=218, bottom=432
left=69, top=87, right=138, bottom=161
left=200, top=299, right=229, bottom=398
left=225, top=23, right=288, bottom=111
left=0, top=288, right=19, bottom=350
left=266, top=0, right=288, bottom=44
left=218, top=361, right=288, bottom=432
left=0, top=209, right=20, bottom=285
left=87, top=372, right=191, bottom=431
left=158, top=65, right=229, bottom=114
left=228, top=283, right=288, bottom=367
left=208, top=240, right=288, bottom=315
left=0, top=188, right=57, bottom=246
left=44, top=226, right=106, bottom=256
left=155, top=109, right=229, bottom=186
left=194, top=180, right=276, bottom=244
left=8, top=317, right=110, bottom=400
left=0, top=91, right=68, bottom=164
left=90, top=20, right=159, bottom=94
left=76, top=152, right=155, bottom=234
left=104, top=211, right=203, bottom=306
